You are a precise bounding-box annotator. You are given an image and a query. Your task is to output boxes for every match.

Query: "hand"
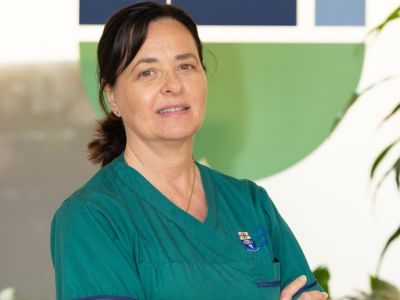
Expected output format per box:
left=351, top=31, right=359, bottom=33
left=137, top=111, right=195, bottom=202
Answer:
left=280, top=275, right=329, bottom=300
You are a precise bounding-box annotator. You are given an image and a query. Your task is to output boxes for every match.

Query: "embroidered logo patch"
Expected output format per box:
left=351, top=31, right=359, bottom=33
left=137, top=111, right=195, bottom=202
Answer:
left=237, top=231, right=260, bottom=252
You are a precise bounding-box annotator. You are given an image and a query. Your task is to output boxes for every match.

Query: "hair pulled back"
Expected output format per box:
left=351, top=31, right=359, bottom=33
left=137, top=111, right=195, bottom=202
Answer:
left=87, top=1, right=205, bottom=167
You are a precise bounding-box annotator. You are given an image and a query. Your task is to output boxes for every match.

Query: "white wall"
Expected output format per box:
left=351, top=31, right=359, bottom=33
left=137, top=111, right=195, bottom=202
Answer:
left=258, top=1, right=400, bottom=296
left=0, top=0, right=79, bottom=64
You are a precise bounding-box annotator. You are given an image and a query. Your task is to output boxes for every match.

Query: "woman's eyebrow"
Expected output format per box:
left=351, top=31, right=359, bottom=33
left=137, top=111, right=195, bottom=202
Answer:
left=131, top=53, right=198, bottom=72
left=131, top=57, right=158, bottom=72
left=175, top=52, right=198, bottom=62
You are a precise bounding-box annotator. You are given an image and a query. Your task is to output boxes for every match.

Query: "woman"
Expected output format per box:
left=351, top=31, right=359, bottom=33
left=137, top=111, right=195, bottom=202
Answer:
left=50, top=2, right=328, bottom=300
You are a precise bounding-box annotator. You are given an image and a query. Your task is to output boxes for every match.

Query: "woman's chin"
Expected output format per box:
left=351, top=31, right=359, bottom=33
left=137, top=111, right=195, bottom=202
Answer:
left=157, top=127, right=198, bottom=143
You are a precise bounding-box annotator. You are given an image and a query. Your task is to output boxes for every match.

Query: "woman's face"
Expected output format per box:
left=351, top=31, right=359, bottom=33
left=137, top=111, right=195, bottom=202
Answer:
left=106, top=18, right=207, bottom=145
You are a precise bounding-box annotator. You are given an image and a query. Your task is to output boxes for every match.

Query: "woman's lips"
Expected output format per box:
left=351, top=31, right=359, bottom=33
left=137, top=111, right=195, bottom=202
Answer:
left=157, top=105, right=190, bottom=115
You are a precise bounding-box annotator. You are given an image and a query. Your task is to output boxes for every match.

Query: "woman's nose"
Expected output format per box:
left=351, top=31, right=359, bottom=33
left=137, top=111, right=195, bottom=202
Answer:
left=161, top=72, right=184, bottom=95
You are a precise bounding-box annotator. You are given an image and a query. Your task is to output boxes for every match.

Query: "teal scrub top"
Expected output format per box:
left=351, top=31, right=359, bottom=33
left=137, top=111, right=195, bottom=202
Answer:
left=51, top=153, right=323, bottom=300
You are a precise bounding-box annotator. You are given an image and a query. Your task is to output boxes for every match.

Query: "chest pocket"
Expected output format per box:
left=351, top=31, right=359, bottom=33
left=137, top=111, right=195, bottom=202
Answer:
left=252, top=259, right=281, bottom=299
left=139, top=259, right=281, bottom=300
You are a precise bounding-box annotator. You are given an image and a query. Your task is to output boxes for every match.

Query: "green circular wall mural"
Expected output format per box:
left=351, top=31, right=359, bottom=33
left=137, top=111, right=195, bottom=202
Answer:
left=79, top=42, right=364, bottom=179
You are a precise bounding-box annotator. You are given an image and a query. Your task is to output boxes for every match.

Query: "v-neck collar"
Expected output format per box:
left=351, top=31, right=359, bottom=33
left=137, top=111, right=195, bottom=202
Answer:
left=110, top=153, right=218, bottom=228
left=110, top=153, right=259, bottom=262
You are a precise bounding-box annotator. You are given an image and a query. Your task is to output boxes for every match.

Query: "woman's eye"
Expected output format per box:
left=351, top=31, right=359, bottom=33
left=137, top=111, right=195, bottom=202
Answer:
left=179, top=64, right=194, bottom=71
left=138, top=70, right=154, bottom=78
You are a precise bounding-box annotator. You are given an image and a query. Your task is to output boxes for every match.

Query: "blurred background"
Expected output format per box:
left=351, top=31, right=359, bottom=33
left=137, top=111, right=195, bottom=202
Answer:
left=0, top=0, right=399, bottom=299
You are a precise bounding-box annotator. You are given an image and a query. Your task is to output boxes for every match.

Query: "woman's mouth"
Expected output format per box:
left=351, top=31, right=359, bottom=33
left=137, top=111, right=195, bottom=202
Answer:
left=157, top=105, right=190, bottom=115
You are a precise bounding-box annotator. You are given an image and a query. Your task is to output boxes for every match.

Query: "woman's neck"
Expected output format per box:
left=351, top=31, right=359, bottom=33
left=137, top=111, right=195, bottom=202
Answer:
left=122, top=136, right=206, bottom=219
left=123, top=137, right=195, bottom=185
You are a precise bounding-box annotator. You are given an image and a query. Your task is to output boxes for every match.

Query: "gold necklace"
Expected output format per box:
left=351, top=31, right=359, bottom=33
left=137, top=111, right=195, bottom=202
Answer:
left=185, top=160, right=196, bottom=212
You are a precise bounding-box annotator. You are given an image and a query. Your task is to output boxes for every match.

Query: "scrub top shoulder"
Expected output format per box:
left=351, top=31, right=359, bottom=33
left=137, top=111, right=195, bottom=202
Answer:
left=51, top=153, right=323, bottom=300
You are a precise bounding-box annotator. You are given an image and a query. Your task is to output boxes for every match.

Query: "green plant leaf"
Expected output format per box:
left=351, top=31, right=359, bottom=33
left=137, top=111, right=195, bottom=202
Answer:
left=367, top=6, right=400, bottom=37
left=376, top=225, right=400, bottom=276
left=331, top=75, right=400, bottom=133
left=371, top=149, right=400, bottom=204
left=343, top=277, right=400, bottom=300
left=343, top=293, right=369, bottom=300
left=313, top=266, right=330, bottom=294
left=381, top=102, right=400, bottom=124
left=370, top=139, right=400, bottom=179
left=370, top=276, right=400, bottom=300
left=394, top=158, right=400, bottom=189
left=330, top=92, right=359, bottom=133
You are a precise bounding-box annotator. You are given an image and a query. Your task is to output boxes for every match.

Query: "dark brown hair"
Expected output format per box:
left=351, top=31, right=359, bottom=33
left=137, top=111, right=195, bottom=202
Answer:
left=87, top=1, right=205, bottom=167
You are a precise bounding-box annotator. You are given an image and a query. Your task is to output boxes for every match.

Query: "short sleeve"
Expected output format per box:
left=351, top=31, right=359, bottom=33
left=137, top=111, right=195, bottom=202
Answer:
left=50, top=199, right=145, bottom=300
left=257, top=186, right=324, bottom=299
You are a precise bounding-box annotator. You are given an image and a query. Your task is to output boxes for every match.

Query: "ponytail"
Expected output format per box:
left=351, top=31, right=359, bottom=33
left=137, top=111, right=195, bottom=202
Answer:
left=87, top=112, right=126, bottom=167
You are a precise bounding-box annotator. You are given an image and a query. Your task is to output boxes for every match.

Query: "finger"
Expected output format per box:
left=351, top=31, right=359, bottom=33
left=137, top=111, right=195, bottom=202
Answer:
left=298, top=291, right=329, bottom=300
left=280, top=275, right=307, bottom=300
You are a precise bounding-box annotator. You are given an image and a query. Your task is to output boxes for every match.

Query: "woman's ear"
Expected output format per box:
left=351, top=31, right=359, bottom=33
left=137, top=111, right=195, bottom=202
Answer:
left=104, top=84, right=119, bottom=114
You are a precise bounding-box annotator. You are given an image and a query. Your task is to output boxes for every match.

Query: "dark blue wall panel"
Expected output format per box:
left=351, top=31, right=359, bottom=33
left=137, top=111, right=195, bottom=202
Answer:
left=80, top=0, right=166, bottom=25
left=171, top=0, right=296, bottom=25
